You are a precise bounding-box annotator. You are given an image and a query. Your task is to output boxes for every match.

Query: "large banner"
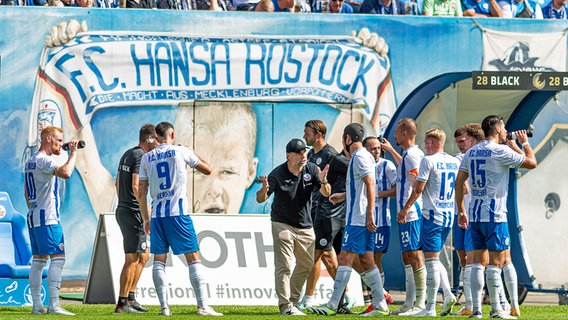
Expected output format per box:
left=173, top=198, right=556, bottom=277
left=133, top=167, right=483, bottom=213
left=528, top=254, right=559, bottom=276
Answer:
left=482, top=29, right=567, bottom=72
left=29, top=32, right=391, bottom=144
left=85, top=214, right=363, bottom=306
left=24, top=30, right=396, bottom=224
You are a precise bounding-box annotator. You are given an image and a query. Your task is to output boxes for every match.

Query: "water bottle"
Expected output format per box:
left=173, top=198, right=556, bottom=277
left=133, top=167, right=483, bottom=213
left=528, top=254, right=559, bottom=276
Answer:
left=506, top=126, right=534, bottom=140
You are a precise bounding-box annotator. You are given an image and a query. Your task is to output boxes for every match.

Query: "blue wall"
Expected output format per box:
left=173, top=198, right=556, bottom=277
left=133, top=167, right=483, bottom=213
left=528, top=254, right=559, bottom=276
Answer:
left=1, top=8, right=566, bottom=282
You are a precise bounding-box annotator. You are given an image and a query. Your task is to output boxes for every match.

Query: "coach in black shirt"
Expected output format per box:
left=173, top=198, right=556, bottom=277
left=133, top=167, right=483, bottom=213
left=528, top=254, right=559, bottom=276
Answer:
left=114, top=124, right=158, bottom=313
left=257, top=138, right=330, bottom=315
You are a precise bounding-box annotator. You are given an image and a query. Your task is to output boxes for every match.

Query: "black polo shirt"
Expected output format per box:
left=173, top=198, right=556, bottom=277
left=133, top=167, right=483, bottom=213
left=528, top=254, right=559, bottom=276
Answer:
left=308, top=144, right=338, bottom=214
left=319, top=150, right=350, bottom=219
left=116, top=146, right=145, bottom=211
left=267, top=161, right=322, bottom=229
left=308, top=144, right=338, bottom=170
left=328, top=150, right=349, bottom=195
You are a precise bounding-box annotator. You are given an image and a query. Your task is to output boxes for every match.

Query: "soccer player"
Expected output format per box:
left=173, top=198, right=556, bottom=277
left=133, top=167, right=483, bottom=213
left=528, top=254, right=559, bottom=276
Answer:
left=398, top=128, right=459, bottom=316
left=114, top=124, right=159, bottom=313
left=382, top=118, right=426, bottom=315
left=138, top=122, right=222, bottom=316
left=307, top=123, right=389, bottom=316
left=300, top=120, right=348, bottom=308
left=362, top=136, right=397, bottom=310
left=256, top=138, right=330, bottom=316
left=452, top=123, right=484, bottom=316
left=456, top=115, right=537, bottom=319
left=24, top=126, right=80, bottom=315
left=453, top=125, right=512, bottom=317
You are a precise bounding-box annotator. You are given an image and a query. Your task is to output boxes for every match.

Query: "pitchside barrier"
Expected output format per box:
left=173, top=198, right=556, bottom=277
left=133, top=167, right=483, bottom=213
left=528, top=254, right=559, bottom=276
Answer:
left=84, top=213, right=363, bottom=305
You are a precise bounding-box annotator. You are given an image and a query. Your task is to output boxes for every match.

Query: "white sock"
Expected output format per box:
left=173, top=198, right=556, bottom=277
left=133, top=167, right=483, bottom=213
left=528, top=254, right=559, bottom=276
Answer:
left=414, top=266, right=427, bottom=309
left=381, top=272, right=386, bottom=291
left=425, top=258, right=440, bottom=312
left=503, top=263, right=519, bottom=309
left=496, top=276, right=507, bottom=304
left=459, top=267, right=465, bottom=288
left=404, top=264, right=415, bottom=307
left=48, top=257, right=65, bottom=308
left=464, top=264, right=473, bottom=310
left=361, top=266, right=387, bottom=310
left=189, top=260, right=208, bottom=309
left=328, top=266, right=351, bottom=310
left=438, top=260, right=453, bottom=298
left=152, top=261, right=168, bottom=308
left=30, top=258, right=47, bottom=308
left=486, top=265, right=502, bottom=311
left=470, top=264, right=485, bottom=314
left=301, top=295, right=313, bottom=305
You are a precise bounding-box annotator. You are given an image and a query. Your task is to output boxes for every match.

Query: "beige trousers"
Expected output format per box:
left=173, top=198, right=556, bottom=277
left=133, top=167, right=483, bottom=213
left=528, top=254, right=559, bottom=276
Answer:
left=271, top=221, right=315, bottom=312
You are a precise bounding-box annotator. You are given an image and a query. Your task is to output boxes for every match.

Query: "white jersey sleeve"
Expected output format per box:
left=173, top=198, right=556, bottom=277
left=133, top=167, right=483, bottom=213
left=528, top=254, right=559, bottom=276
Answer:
left=181, top=146, right=200, bottom=169
left=345, top=148, right=376, bottom=227
left=396, top=145, right=424, bottom=222
left=416, top=156, right=433, bottom=183
left=375, top=158, right=396, bottom=227
left=455, top=153, right=472, bottom=214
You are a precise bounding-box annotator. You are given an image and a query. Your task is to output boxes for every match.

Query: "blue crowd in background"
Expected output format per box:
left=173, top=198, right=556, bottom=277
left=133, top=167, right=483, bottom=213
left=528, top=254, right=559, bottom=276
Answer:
left=1, top=0, right=564, bottom=20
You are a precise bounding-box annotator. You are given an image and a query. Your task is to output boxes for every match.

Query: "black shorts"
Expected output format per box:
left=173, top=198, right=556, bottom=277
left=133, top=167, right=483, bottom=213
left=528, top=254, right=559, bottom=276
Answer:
left=116, top=208, right=148, bottom=254
left=314, top=215, right=344, bottom=251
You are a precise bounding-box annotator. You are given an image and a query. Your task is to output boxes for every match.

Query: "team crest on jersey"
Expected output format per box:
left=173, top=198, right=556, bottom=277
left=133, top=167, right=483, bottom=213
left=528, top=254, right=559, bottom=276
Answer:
left=316, top=158, right=322, bottom=165
left=319, top=238, right=328, bottom=246
left=0, top=205, right=5, bottom=219
left=304, top=173, right=312, bottom=181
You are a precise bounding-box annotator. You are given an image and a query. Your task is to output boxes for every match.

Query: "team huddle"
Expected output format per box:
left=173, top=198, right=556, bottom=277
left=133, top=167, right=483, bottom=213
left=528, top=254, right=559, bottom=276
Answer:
left=23, top=114, right=535, bottom=318
left=257, top=116, right=536, bottom=318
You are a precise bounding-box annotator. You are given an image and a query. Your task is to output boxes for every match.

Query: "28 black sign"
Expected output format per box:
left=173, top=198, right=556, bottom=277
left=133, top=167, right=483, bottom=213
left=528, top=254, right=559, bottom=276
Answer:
left=472, top=71, right=568, bottom=90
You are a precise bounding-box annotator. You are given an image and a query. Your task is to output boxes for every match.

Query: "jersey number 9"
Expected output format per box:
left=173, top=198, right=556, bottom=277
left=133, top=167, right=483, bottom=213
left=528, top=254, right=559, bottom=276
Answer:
left=157, top=162, right=172, bottom=190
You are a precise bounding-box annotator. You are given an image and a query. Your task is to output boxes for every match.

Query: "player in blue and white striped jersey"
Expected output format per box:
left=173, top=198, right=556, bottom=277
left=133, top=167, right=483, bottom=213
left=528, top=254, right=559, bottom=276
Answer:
left=399, top=128, right=460, bottom=316
left=138, top=122, right=222, bottom=317
left=382, top=118, right=426, bottom=315
left=456, top=115, right=537, bottom=319
left=363, top=137, right=396, bottom=287
left=452, top=123, right=484, bottom=316
left=308, top=123, right=389, bottom=317
left=24, top=126, right=80, bottom=316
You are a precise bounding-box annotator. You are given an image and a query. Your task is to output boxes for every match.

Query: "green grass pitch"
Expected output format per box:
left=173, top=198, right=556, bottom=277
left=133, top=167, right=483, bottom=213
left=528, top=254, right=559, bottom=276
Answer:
left=2, top=304, right=568, bottom=319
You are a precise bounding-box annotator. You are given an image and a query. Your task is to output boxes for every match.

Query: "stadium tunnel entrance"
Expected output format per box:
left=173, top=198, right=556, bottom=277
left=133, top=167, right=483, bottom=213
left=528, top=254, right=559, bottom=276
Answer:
left=381, top=72, right=568, bottom=303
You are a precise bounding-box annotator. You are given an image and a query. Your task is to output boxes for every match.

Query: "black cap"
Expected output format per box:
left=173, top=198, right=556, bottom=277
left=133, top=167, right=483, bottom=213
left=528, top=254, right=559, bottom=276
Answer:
left=286, top=138, right=309, bottom=153
left=343, top=123, right=365, bottom=142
